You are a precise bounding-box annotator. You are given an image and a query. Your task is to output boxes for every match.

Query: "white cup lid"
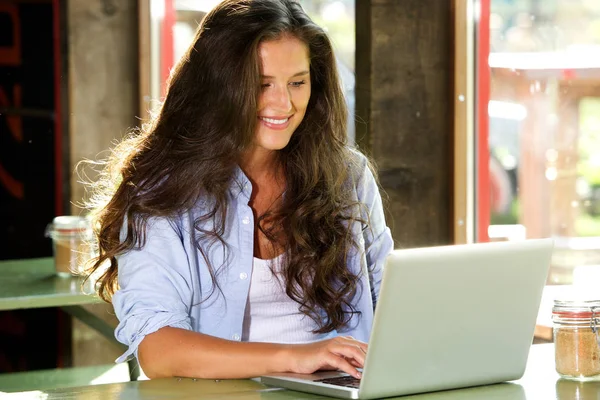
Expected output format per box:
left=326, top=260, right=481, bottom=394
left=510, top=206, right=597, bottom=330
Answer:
left=50, top=216, right=91, bottom=232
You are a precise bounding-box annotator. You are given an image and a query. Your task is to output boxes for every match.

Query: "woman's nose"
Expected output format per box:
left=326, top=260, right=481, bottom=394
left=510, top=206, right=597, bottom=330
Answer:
left=267, top=85, right=293, bottom=112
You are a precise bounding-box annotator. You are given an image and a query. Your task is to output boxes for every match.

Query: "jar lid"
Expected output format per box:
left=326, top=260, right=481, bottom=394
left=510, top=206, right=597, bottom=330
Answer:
left=47, top=216, right=91, bottom=235
left=553, top=299, right=600, bottom=318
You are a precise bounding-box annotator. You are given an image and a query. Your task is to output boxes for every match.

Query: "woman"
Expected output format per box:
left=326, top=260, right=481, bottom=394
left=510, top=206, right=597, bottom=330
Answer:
left=85, top=0, right=393, bottom=380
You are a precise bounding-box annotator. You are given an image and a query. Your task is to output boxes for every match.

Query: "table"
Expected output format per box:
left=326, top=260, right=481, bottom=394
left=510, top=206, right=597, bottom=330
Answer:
left=0, top=257, right=136, bottom=389
left=0, top=257, right=99, bottom=311
left=0, top=257, right=121, bottom=348
left=4, top=344, right=599, bottom=399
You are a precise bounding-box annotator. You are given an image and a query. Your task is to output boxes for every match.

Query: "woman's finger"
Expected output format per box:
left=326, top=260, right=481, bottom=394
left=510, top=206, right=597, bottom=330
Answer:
left=355, top=342, right=368, bottom=354
left=342, top=354, right=362, bottom=368
left=325, top=353, right=362, bottom=379
left=329, top=343, right=366, bottom=367
left=348, top=358, right=362, bottom=368
left=337, top=336, right=368, bottom=354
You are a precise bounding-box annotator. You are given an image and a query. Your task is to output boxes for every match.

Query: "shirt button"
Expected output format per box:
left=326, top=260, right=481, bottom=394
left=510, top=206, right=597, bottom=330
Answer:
left=232, top=333, right=241, bottom=341
left=242, top=216, right=250, bottom=225
left=239, top=272, right=248, bottom=280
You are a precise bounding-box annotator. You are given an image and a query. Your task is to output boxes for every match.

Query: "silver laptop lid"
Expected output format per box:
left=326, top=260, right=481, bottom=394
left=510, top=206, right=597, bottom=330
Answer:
left=358, top=238, right=553, bottom=399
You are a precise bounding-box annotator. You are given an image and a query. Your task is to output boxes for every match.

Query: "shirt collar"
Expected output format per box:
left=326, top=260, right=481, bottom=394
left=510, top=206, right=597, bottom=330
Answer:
left=229, top=165, right=253, bottom=201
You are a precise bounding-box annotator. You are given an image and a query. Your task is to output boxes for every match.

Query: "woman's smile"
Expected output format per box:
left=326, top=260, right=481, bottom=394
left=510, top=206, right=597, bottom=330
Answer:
left=258, top=115, right=293, bottom=130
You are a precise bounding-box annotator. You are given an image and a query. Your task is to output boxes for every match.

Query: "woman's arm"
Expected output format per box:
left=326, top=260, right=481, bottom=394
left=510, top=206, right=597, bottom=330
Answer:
left=139, top=327, right=367, bottom=379
left=356, top=158, right=394, bottom=306
left=114, top=217, right=367, bottom=379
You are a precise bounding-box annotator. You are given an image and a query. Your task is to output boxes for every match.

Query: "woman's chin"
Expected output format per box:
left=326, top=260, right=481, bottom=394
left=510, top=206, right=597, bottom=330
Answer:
left=258, top=137, right=293, bottom=152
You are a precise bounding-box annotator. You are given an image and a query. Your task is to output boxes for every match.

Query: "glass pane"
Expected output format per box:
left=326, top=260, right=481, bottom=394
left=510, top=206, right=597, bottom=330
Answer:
left=479, top=0, right=600, bottom=285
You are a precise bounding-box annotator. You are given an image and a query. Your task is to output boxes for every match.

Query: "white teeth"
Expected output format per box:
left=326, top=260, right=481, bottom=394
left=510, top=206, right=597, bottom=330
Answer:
left=261, top=117, right=289, bottom=125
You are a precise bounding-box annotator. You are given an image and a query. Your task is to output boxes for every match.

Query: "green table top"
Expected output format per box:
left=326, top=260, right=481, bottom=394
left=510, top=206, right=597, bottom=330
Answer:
left=0, top=257, right=100, bottom=311
left=5, top=344, right=598, bottom=399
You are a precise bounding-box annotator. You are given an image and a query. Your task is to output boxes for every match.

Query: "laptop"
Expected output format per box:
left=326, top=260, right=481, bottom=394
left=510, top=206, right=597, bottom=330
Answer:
left=261, top=238, right=553, bottom=399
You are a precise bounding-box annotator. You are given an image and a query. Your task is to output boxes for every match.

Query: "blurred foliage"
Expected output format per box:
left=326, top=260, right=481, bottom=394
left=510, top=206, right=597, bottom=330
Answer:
left=578, top=98, right=600, bottom=185
left=491, top=199, right=520, bottom=225
left=576, top=213, right=600, bottom=237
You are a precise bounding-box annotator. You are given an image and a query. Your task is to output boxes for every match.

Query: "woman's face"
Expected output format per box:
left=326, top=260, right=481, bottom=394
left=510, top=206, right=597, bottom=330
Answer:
left=254, top=35, right=311, bottom=154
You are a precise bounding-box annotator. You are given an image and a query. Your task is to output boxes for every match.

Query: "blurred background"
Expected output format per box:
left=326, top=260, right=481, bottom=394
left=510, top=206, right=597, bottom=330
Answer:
left=143, top=0, right=600, bottom=281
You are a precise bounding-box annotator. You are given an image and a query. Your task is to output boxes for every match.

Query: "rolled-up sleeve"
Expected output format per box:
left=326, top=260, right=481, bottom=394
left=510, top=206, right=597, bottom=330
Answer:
left=357, top=161, right=394, bottom=307
left=112, top=217, right=193, bottom=363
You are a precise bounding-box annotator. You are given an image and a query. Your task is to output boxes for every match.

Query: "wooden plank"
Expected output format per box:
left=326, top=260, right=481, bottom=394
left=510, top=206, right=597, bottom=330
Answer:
left=67, top=0, right=139, bottom=210
left=138, top=0, right=151, bottom=122
left=534, top=324, right=553, bottom=343
left=355, top=0, right=453, bottom=247
left=66, top=0, right=138, bottom=370
left=452, top=0, right=475, bottom=244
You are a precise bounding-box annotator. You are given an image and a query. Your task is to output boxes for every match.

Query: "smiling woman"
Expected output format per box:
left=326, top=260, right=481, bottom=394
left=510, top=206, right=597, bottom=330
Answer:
left=83, top=0, right=392, bottom=381
left=254, top=35, right=311, bottom=155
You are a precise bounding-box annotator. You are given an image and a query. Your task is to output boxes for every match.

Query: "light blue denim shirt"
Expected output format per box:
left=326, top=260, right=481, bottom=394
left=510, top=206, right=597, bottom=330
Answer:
left=112, top=154, right=393, bottom=363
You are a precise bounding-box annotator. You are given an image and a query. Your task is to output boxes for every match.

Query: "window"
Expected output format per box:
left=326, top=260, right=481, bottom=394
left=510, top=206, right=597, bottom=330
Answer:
left=475, top=0, right=600, bottom=285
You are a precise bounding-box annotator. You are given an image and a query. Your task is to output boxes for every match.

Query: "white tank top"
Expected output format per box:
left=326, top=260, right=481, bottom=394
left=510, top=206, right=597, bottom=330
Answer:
left=241, top=254, right=331, bottom=343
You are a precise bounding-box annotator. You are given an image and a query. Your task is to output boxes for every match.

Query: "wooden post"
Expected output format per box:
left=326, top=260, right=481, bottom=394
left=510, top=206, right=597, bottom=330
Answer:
left=517, top=76, right=552, bottom=239
left=68, top=0, right=139, bottom=211
left=66, top=0, right=138, bottom=367
left=355, top=0, right=453, bottom=247
left=551, top=85, right=579, bottom=237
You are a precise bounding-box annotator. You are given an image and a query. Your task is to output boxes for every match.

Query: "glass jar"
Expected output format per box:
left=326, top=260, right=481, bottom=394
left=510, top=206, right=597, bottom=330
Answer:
left=552, top=300, right=600, bottom=381
left=45, top=216, right=95, bottom=277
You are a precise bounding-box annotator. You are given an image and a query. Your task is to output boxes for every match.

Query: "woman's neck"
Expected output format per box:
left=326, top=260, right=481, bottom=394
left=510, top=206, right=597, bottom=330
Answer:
left=240, top=147, right=287, bottom=260
left=239, top=147, right=281, bottom=188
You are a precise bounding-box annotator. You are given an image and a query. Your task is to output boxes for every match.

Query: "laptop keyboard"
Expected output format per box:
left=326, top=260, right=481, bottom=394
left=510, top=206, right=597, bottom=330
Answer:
left=315, top=375, right=361, bottom=389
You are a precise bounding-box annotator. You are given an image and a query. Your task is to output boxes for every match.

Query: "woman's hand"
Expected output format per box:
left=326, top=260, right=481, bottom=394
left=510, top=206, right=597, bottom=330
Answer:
left=282, top=336, right=368, bottom=379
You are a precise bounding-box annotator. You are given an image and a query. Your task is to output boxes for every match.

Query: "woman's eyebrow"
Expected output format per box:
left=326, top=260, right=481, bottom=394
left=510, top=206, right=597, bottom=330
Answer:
left=260, top=70, right=310, bottom=79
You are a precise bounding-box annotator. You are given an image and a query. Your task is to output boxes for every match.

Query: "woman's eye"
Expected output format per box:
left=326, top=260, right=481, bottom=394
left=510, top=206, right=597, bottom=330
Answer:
left=261, top=83, right=271, bottom=89
left=290, top=80, right=306, bottom=87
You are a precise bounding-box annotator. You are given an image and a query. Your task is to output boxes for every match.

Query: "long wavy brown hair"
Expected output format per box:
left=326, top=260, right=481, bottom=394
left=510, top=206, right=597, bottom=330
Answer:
left=85, top=0, right=375, bottom=334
